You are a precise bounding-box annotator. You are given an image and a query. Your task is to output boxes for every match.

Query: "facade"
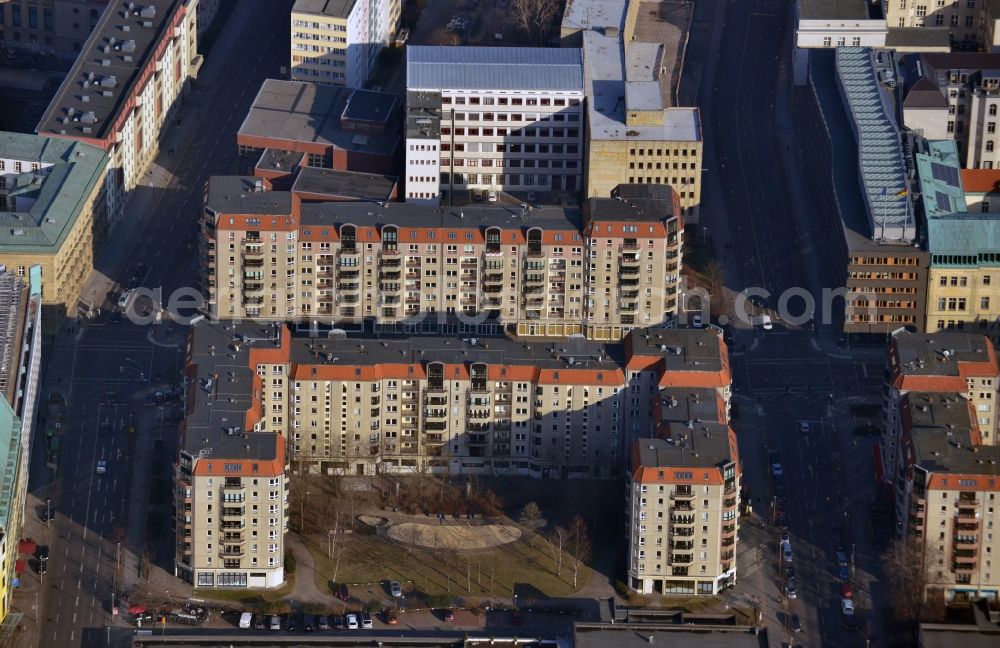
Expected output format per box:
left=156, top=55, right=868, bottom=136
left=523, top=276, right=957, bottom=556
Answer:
left=961, top=168, right=1000, bottom=210
left=0, top=0, right=110, bottom=59
left=793, top=0, right=888, bottom=85
left=0, top=131, right=110, bottom=318
left=626, top=429, right=741, bottom=596
left=200, top=178, right=683, bottom=340
left=35, top=0, right=198, bottom=217
left=181, top=323, right=729, bottom=480
left=177, top=326, right=289, bottom=589
left=403, top=46, right=585, bottom=204
left=0, top=268, right=43, bottom=622
left=886, top=0, right=1000, bottom=50
left=902, top=53, right=1000, bottom=170
left=890, top=390, right=1000, bottom=602
left=290, top=0, right=397, bottom=90
left=237, top=79, right=399, bottom=177
left=566, top=0, right=703, bottom=219
left=882, top=330, right=1000, bottom=489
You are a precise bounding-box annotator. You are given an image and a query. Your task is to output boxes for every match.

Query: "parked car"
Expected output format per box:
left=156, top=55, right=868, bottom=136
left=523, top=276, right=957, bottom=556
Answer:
left=781, top=540, right=793, bottom=563
left=238, top=612, right=253, bottom=629
left=387, top=612, right=398, bottom=625
left=253, top=614, right=269, bottom=630
left=487, top=189, right=498, bottom=203
left=303, top=614, right=315, bottom=631
left=841, top=598, right=855, bottom=616
left=442, top=609, right=455, bottom=622
left=96, top=460, right=108, bottom=475
left=333, top=615, right=345, bottom=630
left=390, top=580, right=402, bottom=597
left=799, top=421, right=810, bottom=433
left=361, top=611, right=373, bottom=629
left=337, top=582, right=349, bottom=601
left=346, top=613, right=359, bottom=630
left=38, top=560, right=47, bottom=575
left=841, top=582, right=853, bottom=598
left=472, top=189, right=484, bottom=202
left=285, top=614, right=297, bottom=632
left=692, top=314, right=704, bottom=328
left=784, top=579, right=797, bottom=599
left=791, top=614, right=802, bottom=632
left=785, top=564, right=795, bottom=580
left=36, top=545, right=49, bottom=562
left=839, top=565, right=851, bottom=582
left=836, top=551, right=849, bottom=567
left=317, top=615, right=330, bottom=630
left=269, top=615, right=281, bottom=631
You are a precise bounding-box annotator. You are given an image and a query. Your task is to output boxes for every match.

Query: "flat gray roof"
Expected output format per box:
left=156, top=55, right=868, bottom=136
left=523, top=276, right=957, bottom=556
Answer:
left=575, top=623, right=766, bottom=648
left=629, top=327, right=725, bottom=374
left=582, top=30, right=700, bottom=141
left=635, top=429, right=734, bottom=470
left=799, top=0, right=877, bottom=20
left=300, top=202, right=585, bottom=231
left=291, top=0, right=356, bottom=19
left=0, top=131, right=109, bottom=254
left=906, top=394, right=1000, bottom=476
left=37, top=0, right=184, bottom=141
left=205, top=176, right=293, bottom=216
left=238, top=80, right=398, bottom=155
left=893, top=331, right=993, bottom=377
left=562, top=0, right=628, bottom=32
left=291, top=166, right=397, bottom=202
left=407, top=46, right=584, bottom=92
left=658, top=387, right=725, bottom=424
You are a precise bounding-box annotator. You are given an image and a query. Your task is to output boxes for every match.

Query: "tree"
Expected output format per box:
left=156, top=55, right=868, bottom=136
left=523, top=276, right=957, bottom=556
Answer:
left=566, top=515, right=591, bottom=589
left=882, top=536, right=944, bottom=623
left=541, top=526, right=565, bottom=578
left=510, top=0, right=560, bottom=45
left=519, top=501, right=542, bottom=526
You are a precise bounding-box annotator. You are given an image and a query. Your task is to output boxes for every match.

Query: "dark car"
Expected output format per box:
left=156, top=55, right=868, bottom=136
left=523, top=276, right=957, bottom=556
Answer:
left=839, top=565, right=851, bottom=582
left=39, top=508, right=54, bottom=522
left=285, top=614, right=297, bottom=632
left=333, top=615, right=345, bottom=630
left=303, top=614, right=315, bottom=631
left=337, top=582, right=349, bottom=601
left=253, top=614, right=269, bottom=630
left=791, top=614, right=802, bottom=632
left=442, top=609, right=455, bottom=622
left=36, top=545, right=49, bottom=561
left=317, top=615, right=330, bottom=630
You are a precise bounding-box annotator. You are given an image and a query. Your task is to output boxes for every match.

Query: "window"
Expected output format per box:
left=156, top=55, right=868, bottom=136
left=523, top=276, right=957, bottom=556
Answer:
left=982, top=296, right=991, bottom=310
left=823, top=36, right=831, bottom=47
left=948, top=121, right=956, bottom=133
left=989, top=122, right=997, bottom=134
left=988, top=141, right=996, bottom=152
left=852, top=37, right=861, bottom=46
left=991, top=105, right=998, bottom=116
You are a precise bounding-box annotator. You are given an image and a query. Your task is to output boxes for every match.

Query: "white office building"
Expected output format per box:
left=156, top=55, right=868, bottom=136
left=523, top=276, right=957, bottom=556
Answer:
left=404, top=46, right=585, bottom=205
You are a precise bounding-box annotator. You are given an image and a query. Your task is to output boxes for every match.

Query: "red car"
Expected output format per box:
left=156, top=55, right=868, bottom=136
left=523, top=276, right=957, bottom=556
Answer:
left=841, top=582, right=853, bottom=598
left=337, top=583, right=349, bottom=601
left=387, top=613, right=398, bottom=625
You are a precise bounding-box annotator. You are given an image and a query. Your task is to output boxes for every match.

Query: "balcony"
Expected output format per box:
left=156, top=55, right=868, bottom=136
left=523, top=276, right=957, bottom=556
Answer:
left=468, top=409, right=491, bottom=420
left=337, top=268, right=360, bottom=279
left=461, top=261, right=478, bottom=270
left=339, top=294, right=359, bottom=305
left=222, top=533, right=245, bottom=546
left=669, top=540, right=693, bottom=551
left=380, top=270, right=401, bottom=281
left=484, top=272, right=504, bottom=283
left=670, top=515, right=695, bottom=525
left=380, top=255, right=402, bottom=267
left=524, top=274, right=545, bottom=286
left=671, top=501, right=693, bottom=512
left=220, top=548, right=245, bottom=558
left=618, top=265, right=640, bottom=276
left=619, top=278, right=640, bottom=287
left=669, top=554, right=694, bottom=565
left=221, top=520, right=245, bottom=530
left=242, top=247, right=264, bottom=261
left=424, top=408, right=448, bottom=420
left=221, top=507, right=244, bottom=521
left=952, top=561, right=977, bottom=574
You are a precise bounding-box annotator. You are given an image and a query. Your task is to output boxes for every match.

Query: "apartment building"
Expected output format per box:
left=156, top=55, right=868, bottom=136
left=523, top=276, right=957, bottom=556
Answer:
left=891, top=390, right=1000, bottom=602
left=182, top=323, right=729, bottom=481
left=902, top=53, right=1000, bottom=170
left=403, top=46, right=585, bottom=204
left=0, top=131, right=110, bottom=319
left=626, top=427, right=741, bottom=596
left=237, top=79, right=399, bottom=177
left=886, top=0, right=996, bottom=49
left=882, top=330, right=1000, bottom=487
left=177, top=324, right=289, bottom=589
left=564, top=0, right=703, bottom=219
left=200, top=178, right=683, bottom=340
left=793, top=0, right=888, bottom=85
left=35, top=0, right=198, bottom=218
left=0, top=268, right=43, bottom=622
left=290, top=0, right=398, bottom=90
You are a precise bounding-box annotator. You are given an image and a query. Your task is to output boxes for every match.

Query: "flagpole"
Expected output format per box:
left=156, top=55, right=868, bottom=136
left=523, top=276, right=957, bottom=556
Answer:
left=880, top=189, right=888, bottom=240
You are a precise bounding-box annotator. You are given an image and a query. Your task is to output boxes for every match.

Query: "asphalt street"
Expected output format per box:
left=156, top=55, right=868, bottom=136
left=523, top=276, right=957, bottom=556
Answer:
left=691, top=1, right=893, bottom=647
left=23, top=2, right=292, bottom=646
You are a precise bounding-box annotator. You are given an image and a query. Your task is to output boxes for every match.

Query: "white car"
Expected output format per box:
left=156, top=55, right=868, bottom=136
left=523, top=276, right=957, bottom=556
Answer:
left=116, top=291, right=131, bottom=309
left=799, top=421, right=810, bottom=434
left=345, top=613, right=359, bottom=630
left=841, top=598, right=855, bottom=616
left=487, top=189, right=498, bottom=202
left=692, top=314, right=704, bottom=328
left=781, top=540, right=793, bottom=563
left=390, top=580, right=402, bottom=597
left=96, top=460, right=108, bottom=475
left=760, top=314, right=773, bottom=330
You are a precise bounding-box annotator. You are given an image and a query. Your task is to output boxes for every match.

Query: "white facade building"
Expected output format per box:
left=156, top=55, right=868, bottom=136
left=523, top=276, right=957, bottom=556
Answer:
left=794, top=0, right=888, bottom=84
left=404, top=46, right=585, bottom=205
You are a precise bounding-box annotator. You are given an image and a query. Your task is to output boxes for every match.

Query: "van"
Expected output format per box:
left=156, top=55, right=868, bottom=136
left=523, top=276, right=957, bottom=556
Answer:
left=238, top=612, right=253, bottom=629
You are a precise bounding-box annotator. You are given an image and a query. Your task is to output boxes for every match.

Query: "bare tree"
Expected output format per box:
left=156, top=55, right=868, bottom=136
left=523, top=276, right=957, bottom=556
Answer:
left=566, top=515, right=591, bottom=589
left=541, top=526, right=565, bottom=578
left=883, top=536, right=944, bottom=623
left=510, top=0, right=560, bottom=45
left=519, top=501, right=542, bottom=526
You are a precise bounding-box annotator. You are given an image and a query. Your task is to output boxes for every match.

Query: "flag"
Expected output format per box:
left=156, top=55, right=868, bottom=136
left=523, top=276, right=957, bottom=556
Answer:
left=879, top=187, right=888, bottom=196
left=895, top=187, right=908, bottom=196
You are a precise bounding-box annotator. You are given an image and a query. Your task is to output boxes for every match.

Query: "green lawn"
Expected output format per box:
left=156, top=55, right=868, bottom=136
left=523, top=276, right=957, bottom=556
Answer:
left=193, top=578, right=294, bottom=611
left=305, top=530, right=591, bottom=603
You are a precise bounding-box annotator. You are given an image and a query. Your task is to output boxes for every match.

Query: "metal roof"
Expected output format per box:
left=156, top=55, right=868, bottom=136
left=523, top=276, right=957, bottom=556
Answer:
left=927, top=215, right=1000, bottom=260
left=0, top=132, right=109, bottom=254
left=835, top=47, right=915, bottom=242
left=915, top=140, right=967, bottom=219
left=798, top=0, right=877, bottom=21
left=406, top=46, right=584, bottom=92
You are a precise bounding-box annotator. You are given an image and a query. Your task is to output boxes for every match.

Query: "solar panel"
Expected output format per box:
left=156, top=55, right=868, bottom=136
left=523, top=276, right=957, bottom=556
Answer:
left=930, top=162, right=961, bottom=188
left=935, top=191, right=952, bottom=213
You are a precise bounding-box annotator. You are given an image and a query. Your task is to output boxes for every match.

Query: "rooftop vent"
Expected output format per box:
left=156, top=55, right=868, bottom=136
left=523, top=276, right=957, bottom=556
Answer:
left=81, top=112, right=97, bottom=124
left=140, top=5, right=156, bottom=18
left=101, top=75, right=117, bottom=88
left=122, top=40, right=136, bottom=53
left=81, top=95, right=90, bottom=102
left=101, top=59, right=111, bottom=67
left=124, top=56, right=133, bottom=63
left=142, top=20, right=153, bottom=28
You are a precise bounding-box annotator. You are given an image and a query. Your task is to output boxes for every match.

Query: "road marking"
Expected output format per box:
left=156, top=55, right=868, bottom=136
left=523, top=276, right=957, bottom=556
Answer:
left=75, top=596, right=79, bottom=607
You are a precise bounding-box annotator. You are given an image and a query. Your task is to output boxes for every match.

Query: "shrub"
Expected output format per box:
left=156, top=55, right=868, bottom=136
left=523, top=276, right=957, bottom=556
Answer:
left=284, top=553, right=297, bottom=574
left=427, top=594, right=452, bottom=609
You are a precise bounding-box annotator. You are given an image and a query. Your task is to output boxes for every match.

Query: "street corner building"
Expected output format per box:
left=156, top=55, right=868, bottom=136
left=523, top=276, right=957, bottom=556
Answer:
left=35, top=0, right=200, bottom=217
left=0, top=268, right=43, bottom=622
left=0, top=131, right=110, bottom=321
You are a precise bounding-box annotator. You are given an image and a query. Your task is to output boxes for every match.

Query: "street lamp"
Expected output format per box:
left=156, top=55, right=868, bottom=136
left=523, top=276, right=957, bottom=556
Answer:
left=46, top=498, right=50, bottom=528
